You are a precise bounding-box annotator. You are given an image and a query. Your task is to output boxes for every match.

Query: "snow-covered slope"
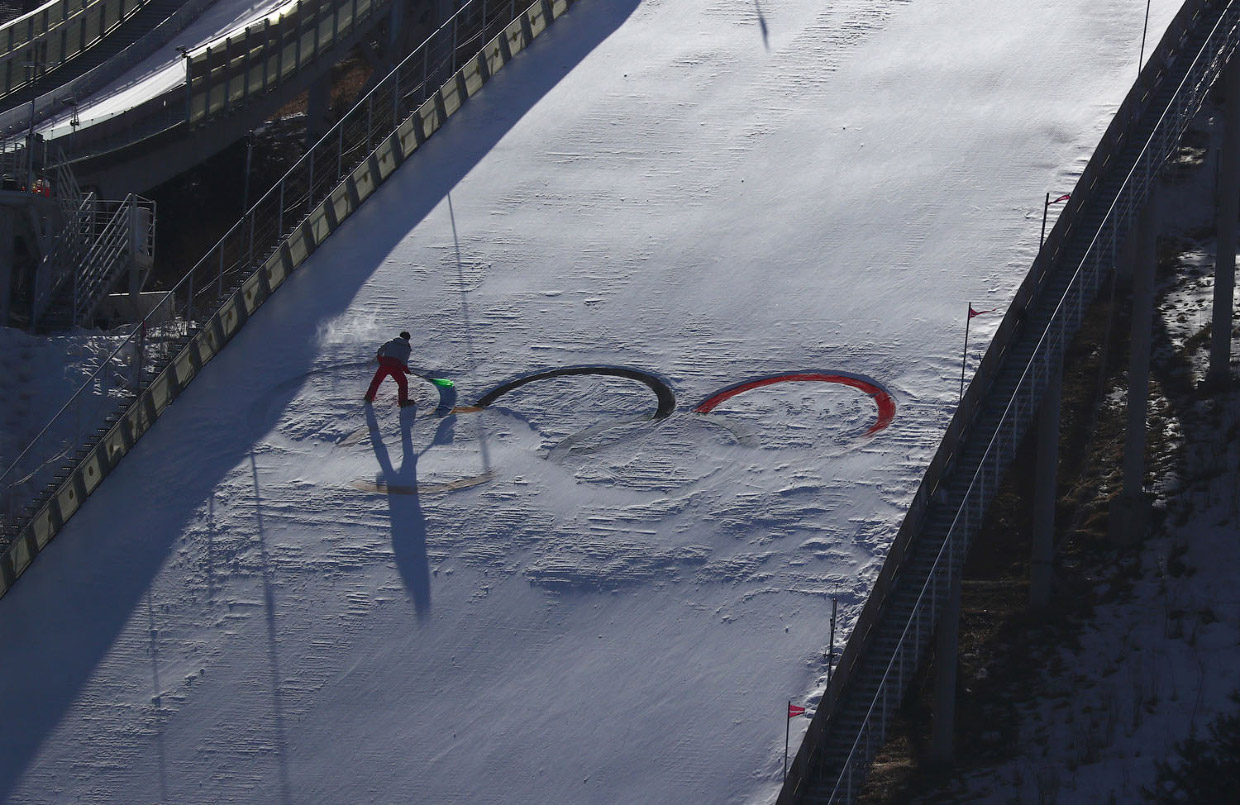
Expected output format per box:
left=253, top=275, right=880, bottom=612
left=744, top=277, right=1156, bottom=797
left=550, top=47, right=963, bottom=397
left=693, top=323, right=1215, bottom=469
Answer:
left=0, top=0, right=1183, bottom=802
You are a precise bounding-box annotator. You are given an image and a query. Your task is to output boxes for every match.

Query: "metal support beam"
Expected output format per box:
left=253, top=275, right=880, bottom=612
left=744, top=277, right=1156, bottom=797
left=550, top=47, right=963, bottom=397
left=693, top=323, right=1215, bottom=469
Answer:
left=388, top=0, right=410, bottom=54
left=930, top=571, right=962, bottom=765
left=306, top=73, right=333, bottom=147
left=1111, top=193, right=1159, bottom=545
left=127, top=199, right=141, bottom=298
left=1209, top=55, right=1240, bottom=388
left=0, top=207, right=12, bottom=326
left=1031, top=363, right=1062, bottom=609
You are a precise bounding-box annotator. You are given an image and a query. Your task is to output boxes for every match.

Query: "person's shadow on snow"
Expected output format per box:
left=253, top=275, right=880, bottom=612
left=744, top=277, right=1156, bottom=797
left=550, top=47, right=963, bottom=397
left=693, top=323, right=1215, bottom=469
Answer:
left=365, top=404, right=431, bottom=621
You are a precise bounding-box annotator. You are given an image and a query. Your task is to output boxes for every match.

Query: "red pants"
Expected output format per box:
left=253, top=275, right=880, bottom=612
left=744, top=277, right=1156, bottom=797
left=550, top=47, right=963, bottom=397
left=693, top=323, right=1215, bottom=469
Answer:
left=365, top=357, right=409, bottom=403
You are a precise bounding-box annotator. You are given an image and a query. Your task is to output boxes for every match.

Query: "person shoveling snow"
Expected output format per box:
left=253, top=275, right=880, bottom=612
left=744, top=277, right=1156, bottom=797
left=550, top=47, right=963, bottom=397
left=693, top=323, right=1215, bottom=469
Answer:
left=365, top=331, right=417, bottom=407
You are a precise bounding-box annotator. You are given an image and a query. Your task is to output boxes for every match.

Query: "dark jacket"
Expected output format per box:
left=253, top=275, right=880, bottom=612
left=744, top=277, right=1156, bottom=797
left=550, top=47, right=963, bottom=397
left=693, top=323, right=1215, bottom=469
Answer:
left=378, top=337, right=412, bottom=366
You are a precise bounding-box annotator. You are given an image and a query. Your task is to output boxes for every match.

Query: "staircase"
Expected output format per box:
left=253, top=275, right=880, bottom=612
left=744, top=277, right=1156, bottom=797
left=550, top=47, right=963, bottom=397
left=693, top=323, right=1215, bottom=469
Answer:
left=35, top=193, right=155, bottom=330
left=27, top=146, right=154, bottom=330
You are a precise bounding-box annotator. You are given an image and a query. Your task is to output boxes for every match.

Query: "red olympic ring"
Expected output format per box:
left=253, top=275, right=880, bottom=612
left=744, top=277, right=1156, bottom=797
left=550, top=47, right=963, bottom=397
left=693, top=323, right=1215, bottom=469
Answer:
left=693, top=372, right=895, bottom=435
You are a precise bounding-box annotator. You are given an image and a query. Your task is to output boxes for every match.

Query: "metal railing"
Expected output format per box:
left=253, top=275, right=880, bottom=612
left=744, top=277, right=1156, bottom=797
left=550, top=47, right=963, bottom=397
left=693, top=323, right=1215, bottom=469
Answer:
left=49, top=144, right=82, bottom=215
left=0, top=0, right=576, bottom=594
left=31, top=188, right=94, bottom=324
left=28, top=150, right=147, bottom=329
left=16, top=0, right=399, bottom=170
left=185, top=0, right=385, bottom=125
left=0, top=0, right=151, bottom=101
left=178, top=0, right=539, bottom=324
left=0, top=0, right=217, bottom=142
left=781, top=1, right=1240, bottom=801
left=0, top=133, right=49, bottom=184
left=30, top=147, right=90, bottom=326
left=72, top=193, right=155, bottom=323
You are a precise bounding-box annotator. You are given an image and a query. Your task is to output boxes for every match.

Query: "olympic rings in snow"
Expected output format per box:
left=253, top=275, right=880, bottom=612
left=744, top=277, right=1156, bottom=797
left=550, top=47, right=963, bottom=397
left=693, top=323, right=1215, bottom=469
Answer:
left=457, top=366, right=894, bottom=436
left=350, top=365, right=895, bottom=495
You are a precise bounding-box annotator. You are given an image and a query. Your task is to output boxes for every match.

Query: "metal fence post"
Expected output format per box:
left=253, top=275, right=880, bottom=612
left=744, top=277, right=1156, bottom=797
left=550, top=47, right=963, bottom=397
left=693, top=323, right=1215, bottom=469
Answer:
left=294, top=0, right=302, bottom=73
left=393, top=68, right=401, bottom=126
left=134, top=320, right=146, bottom=392
left=308, top=149, right=315, bottom=213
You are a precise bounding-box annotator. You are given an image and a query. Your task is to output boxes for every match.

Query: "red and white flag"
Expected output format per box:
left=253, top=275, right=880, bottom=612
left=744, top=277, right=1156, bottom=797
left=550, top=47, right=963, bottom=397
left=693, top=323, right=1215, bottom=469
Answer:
left=1051, top=193, right=1071, bottom=203
left=788, top=704, right=807, bottom=718
left=968, top=305, right=997, bottom=319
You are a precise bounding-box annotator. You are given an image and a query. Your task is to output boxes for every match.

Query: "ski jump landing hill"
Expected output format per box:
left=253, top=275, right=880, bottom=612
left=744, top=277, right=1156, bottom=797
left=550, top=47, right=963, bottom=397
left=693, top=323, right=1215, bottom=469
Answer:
left=0, top=0, right=1214, bottom=802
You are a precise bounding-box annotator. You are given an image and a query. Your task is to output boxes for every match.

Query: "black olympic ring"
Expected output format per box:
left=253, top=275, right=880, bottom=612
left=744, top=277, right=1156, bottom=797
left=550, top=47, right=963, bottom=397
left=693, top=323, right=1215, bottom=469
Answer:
left=471, top=365, right=676, bottom=418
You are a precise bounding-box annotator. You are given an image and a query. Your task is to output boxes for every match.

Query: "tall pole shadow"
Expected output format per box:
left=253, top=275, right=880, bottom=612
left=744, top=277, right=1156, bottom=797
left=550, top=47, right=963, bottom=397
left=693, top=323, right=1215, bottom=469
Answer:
left=249, top=453, right=293, bottom=805
left=754, top=0, right=770, bottom=50
left=145, top=590, right=170, bottom=803
left=447, top=192, right=494, bottom=477
left=365, top=405, right=432, bottom=620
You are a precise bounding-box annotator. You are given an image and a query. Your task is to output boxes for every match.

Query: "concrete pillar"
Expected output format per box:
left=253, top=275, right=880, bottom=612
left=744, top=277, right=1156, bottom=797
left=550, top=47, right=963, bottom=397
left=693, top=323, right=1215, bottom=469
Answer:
left=0, top=207, right=13, bottom=327
left=1030, top=362, right=1062, bottom=609
left=389, top=0, right=410, bottom=54
left=1208, top=56, right=1240, bottom=388
left=1111, top=194, right=1159, bottom=545
left=930, top=570, right=962, bottom=765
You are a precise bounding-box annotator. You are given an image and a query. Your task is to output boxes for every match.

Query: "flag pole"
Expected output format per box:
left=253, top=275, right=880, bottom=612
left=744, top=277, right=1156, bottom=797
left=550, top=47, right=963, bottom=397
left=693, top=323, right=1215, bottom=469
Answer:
left=1139, top=0, right=1152, bottom=76
left=1042, top=194, right=1069, bottom=250
left=1040, top=192, right=1050, bottom=249
left=960, top=305, right=972, bottom=404
left=784, top=700, right=792, bottom=783
left=828, top=597, right=837, bottom=690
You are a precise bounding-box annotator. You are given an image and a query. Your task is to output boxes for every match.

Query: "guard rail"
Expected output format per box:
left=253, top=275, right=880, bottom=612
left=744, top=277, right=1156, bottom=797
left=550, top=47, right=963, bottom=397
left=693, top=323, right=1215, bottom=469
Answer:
left=0, top=0, right=152, bottom=100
